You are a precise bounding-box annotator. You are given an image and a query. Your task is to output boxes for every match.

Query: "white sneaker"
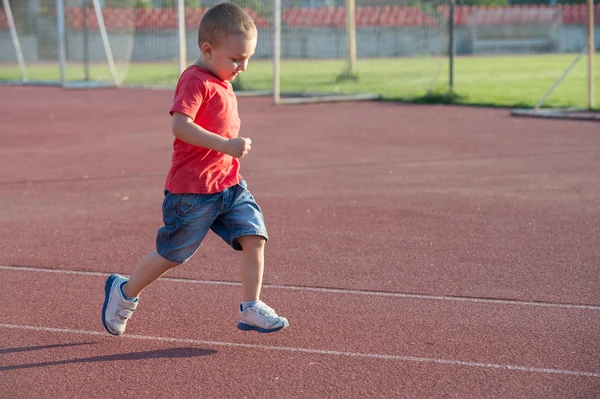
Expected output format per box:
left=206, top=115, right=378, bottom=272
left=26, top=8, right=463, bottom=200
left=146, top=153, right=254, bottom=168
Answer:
left=102, top=274, right=138, bottom=336
left=237, top=301, right=289, bottom=333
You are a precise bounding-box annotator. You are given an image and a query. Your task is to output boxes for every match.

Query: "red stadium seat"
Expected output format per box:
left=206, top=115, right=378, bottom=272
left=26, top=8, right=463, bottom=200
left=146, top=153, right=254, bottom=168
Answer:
left=60, top=4, right=597, bottom=31
left=0, top=10, right=8, bottom=31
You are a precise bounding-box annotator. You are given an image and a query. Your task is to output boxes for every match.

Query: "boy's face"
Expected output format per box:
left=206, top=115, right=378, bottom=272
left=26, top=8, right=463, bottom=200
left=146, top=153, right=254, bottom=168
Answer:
left=202, top=33, right=257, bottom=82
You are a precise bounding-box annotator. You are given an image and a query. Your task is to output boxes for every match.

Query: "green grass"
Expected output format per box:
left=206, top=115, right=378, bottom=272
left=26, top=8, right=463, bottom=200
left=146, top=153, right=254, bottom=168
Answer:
left=2, top=53, right=598, bottom=109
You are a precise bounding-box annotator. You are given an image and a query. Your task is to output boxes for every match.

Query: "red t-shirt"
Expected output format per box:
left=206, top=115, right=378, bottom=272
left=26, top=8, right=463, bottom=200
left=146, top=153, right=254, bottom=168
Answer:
left=166, top=65, right=241, bottom=194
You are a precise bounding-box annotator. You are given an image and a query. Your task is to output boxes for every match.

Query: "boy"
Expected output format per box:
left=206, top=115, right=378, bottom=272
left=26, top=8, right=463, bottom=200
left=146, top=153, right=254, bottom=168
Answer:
left=102, top=3, right=289, bottom=335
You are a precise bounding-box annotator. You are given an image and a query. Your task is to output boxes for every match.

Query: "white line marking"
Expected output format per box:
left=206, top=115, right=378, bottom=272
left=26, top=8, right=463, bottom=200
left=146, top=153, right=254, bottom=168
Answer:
left=2, top=265, right=599, bottom=311
left=1, top=323, right=598, bottom=378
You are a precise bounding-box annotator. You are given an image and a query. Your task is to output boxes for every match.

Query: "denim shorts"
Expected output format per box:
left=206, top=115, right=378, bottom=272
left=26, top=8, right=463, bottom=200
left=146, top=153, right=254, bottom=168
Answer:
left=156, top=179, right=268, bottom=264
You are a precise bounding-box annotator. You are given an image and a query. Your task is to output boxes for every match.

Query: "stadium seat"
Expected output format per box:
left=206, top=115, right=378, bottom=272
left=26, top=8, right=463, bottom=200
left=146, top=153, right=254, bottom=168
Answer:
left=59, top=4, right=600, bottom=31
left=0, top=10, right=7, bottom=31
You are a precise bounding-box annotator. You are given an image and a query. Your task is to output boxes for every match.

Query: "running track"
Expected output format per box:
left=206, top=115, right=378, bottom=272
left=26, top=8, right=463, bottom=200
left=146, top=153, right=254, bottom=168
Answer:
left=1, top=87, right=599, bottom=398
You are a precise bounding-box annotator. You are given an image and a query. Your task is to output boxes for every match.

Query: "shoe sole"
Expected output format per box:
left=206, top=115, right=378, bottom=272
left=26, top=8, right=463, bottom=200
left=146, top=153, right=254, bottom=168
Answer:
left=237, top=321, right=288, bottom=333
left=101, top=274, right=121, bottom=336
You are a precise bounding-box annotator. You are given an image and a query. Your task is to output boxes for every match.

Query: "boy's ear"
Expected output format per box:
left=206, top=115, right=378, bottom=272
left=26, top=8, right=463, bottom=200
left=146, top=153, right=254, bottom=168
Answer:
left=200, top=42, right=213, bottom=58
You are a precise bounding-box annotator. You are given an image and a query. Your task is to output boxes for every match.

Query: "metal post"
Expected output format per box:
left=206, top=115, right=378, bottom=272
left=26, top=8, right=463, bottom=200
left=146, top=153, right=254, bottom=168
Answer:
left=534, top=47, right=587, bottom=110
left=273, top=0, right=281, bottom=104
left=177, top=0, right=187, bottom=75
left=345, top=0, right=356, bottom=76
left=3, top=0, right=28, bottom=83
left=83, top=0, right=90, bottom=81
left=448, top=0, right=455, bottom=90
left=91, top=0, right=118, bottom=84
left=57, top=0, right=67, bottom=86
left=587, top=0, right=595, bottom=109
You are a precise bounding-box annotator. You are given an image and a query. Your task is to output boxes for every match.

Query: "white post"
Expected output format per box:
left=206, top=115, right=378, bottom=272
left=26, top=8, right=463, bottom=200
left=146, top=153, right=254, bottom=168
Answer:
left=177, top=0, right=187, bottom=75
left=57, top=0, right=67, bottom=86
left=273, top=0, right=281, bottom=104
left=3, top=0, right=28, bottom=83
left=587, top=0, right=595, bottom=109
left=91, top=0, right=118, bottom=85
left=345, top=0, right=356, bottom=76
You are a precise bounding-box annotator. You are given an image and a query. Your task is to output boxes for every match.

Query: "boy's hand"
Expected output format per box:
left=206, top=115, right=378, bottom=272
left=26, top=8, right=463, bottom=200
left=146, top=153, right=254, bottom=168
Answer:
left=226, top=137, right=252, bottom=158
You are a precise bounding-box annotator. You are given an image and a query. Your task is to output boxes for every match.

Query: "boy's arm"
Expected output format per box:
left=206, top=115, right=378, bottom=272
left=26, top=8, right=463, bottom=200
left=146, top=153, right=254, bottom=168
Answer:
left=171, top=112, right=251, bottom=158
left=171, top=112, right=228, bottom=152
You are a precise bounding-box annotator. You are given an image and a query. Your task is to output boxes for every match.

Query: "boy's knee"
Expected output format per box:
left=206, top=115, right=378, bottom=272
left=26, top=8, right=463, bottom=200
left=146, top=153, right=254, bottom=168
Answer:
left=154, top=250, right=185, bottom=269
left=236, top=235, right=266, bottom=251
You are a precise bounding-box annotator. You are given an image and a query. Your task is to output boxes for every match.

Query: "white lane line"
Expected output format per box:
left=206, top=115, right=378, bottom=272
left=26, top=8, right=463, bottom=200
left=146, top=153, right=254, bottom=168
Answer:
left=1, top=323, right=598, bottom=378
left=2, top=265, right=599, bottom=311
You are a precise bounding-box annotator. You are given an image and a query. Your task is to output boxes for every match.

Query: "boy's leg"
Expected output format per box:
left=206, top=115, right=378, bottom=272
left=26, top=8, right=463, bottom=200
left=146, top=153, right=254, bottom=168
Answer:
left=102, top=191, right=220, bottom=336
left=236, top=234, right=289, bottom=333
left=123, top=251, right=178, bottom=299
left=237, top=235, right=265, bottom=302
left=211, top=181, right=289, bottom=332
left=102, top=252, right=178, bottom=337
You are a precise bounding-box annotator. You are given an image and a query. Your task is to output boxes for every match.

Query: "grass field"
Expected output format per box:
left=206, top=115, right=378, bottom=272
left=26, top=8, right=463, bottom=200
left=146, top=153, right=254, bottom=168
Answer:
left=2, top=53, right=598, bottom=109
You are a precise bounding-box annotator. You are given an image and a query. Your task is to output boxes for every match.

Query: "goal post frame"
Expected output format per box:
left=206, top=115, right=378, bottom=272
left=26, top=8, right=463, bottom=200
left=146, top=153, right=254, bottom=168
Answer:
left=511, top=0, right=597, bottom=120
left=587, top=0, right=595, bottom=110
left=57, top=0, right=118, bottom=88
left=270, top=0, right=380, bottom=105
left=1, top=0, right=189, bottom=89
left=3, top=0, right=28, bottom=83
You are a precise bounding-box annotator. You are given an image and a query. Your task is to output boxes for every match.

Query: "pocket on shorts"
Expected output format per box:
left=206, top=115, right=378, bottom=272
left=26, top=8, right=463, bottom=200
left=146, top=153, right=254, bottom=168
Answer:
left=175, top=193, right=199, bottom=216
left=237, top=179, right=255, bottom=201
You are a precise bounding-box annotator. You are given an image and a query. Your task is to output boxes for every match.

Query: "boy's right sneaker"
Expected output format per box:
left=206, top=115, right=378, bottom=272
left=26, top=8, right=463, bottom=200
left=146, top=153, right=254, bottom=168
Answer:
left=102, top=273, right=138, bottom=336
left=237, top=301, right=289, bottom=333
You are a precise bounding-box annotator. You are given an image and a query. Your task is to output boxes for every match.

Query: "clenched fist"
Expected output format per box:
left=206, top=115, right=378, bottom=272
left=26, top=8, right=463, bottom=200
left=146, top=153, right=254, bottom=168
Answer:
left=226, top=137, right=252, bottom=158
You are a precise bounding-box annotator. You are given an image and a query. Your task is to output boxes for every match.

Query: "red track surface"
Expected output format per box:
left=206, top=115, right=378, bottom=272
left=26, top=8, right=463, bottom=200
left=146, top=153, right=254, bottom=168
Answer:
left=1, top=86, right=599, bottom=398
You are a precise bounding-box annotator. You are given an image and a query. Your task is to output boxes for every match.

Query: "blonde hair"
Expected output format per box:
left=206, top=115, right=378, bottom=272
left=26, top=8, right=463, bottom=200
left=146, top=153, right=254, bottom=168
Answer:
left=198, top=3, right=257, bottom=47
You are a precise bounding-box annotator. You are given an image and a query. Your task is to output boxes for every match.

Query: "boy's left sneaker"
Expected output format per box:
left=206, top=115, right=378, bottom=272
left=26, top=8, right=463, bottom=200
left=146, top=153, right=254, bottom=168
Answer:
left=102, top=273, right=138, bottom=336
left=237, top=301, right=289, bottom=333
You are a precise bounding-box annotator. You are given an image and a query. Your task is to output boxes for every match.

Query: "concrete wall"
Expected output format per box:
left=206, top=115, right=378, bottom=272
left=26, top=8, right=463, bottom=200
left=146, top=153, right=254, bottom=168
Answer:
left=560, top=25, right=600, bottom=53
left=0, top=33, right=38, bottom=62
left=2, top=25, right=598, bottom=63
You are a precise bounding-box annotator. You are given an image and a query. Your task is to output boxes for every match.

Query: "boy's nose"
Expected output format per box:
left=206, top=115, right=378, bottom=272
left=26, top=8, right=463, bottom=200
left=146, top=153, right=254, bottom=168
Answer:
left=238, top=60, right=248, bottom=72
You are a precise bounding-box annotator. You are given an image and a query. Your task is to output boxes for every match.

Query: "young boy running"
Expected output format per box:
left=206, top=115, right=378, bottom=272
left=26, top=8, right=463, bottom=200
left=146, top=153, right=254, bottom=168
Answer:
left=102, top=2, right=289, bottom=335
